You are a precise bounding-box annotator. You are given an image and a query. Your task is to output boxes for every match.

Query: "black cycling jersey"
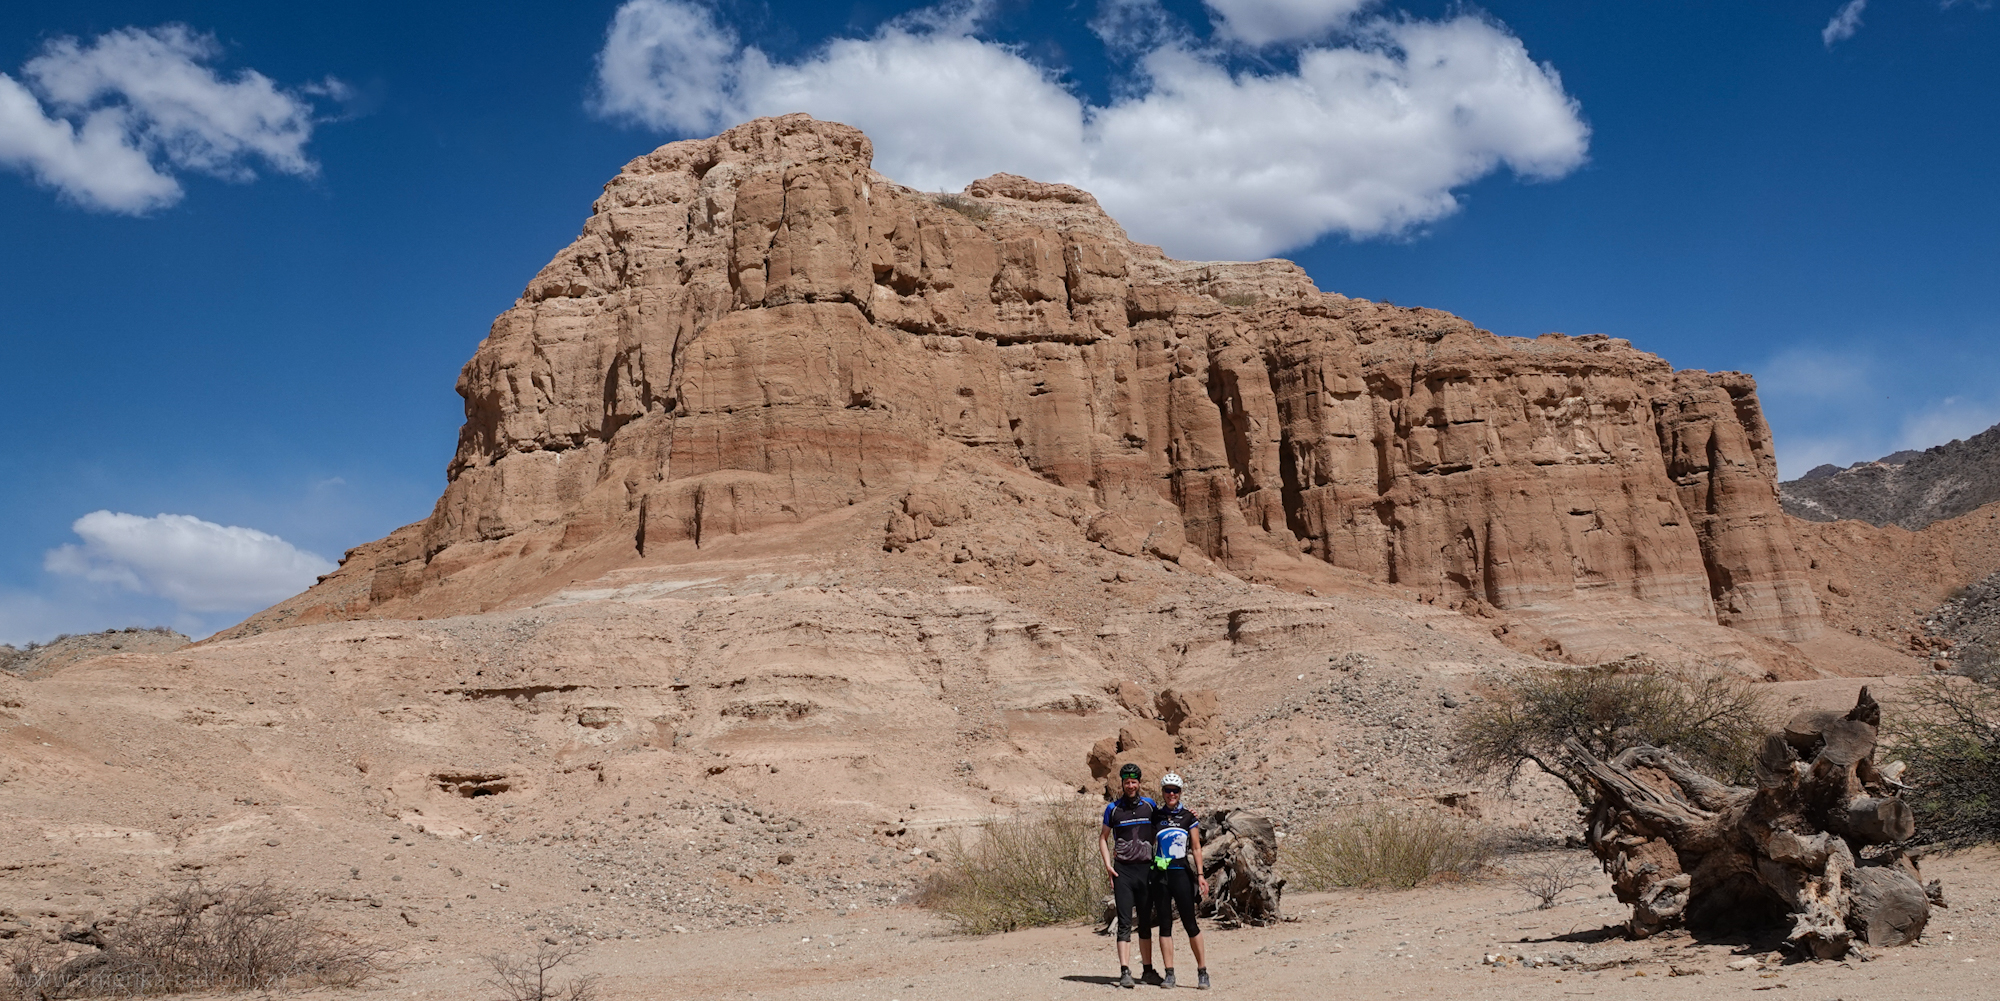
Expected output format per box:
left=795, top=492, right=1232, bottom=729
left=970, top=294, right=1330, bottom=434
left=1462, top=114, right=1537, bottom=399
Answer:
left=1102, top=795, right=1157, bottom=863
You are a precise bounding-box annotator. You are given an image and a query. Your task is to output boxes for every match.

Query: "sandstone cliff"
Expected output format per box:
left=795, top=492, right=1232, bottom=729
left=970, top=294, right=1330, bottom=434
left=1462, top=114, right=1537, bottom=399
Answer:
left=251, top=115, right=1819, bottom=645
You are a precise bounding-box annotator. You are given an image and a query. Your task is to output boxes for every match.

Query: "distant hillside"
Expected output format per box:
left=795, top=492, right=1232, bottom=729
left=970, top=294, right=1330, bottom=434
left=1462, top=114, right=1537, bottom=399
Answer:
left=0, top=627, right=189, bottom=678
left=1781, top=423, right=2000, bottom=529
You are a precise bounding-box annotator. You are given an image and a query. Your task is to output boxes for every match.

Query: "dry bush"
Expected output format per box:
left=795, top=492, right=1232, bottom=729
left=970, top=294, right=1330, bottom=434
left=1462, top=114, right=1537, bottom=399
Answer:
left=1218, top=292, right=1261, bottom=308
left=1453, top=658, right=1766, bottom=806
left=1887, top=676, right=2000, bottom=850
left=1955, top=642, right=2000, bottom=684
left=484, top=944, right=597, bottom=1001
left=1506, top=853, right=1596, bottom=909
left=1285, top=805, right=1493, bottom=891
left=913, top=802, right=1101, bottom=935
left=5, top=881, right=377, bottom=998
left=930, top=192, right=992, bottom=222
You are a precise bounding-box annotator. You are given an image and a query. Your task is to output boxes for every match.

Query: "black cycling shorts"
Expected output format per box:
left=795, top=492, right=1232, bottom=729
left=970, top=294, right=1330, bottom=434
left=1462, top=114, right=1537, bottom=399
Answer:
left=1154, top=867, right=1201, bottom=938
left=1112, top=861, right=1154, bottom=942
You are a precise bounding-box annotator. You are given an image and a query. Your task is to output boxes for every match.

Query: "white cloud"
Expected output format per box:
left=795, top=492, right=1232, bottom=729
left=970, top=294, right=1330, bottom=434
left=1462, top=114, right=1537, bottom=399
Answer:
left=594, top=0, right=745, bottom=133
left=43, top=511, right=333, bottom=614
left=0, top=25, right=335, bottom=213
left=1823, top=0, right=1868, bottom=47
left=590, top=0, right=1588, bottom=260
left=1204, top=0, right=1378, bottom=47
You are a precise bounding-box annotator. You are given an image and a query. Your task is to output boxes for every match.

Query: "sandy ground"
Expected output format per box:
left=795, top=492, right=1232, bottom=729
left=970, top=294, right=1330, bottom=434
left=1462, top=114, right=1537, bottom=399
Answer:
left=246, top=847, right=1992, bottom=1001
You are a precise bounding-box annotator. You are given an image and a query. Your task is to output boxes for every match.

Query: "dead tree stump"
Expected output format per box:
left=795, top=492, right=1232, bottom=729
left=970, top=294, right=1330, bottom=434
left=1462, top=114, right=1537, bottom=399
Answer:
left=1197, top=808, right=1284, bottom=927
left=1568, top=687, right=1933, bottom=959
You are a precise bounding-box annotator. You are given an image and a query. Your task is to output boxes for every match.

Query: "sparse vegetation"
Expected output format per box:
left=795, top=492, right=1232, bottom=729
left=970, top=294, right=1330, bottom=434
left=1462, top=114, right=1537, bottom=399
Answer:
left=1887, top=676, right=2000, bottom=851
left=2, top=627, right=185, bottom=676
left=913, top=802, right=1101, bottom=934
left=1506, top=853, right=1596, bottom=909
left=930, top=192, right=992, bottom=222
left=1218, top=292, right=1261, bottom=308
left=484, top=943, right=598, bottom=1001
left=1284, top=805, right=1493, bottom=890
left=4, top=881, right=378, bottom=998
left=1958, top=643, right=2000, bottom=683
left=1453, top=658, right=1767, bottom=806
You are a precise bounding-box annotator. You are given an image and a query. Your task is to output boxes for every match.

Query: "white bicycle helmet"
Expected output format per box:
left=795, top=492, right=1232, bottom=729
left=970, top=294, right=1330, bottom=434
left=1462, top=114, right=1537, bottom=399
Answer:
left=1160, top=772, right=1185, bottom=791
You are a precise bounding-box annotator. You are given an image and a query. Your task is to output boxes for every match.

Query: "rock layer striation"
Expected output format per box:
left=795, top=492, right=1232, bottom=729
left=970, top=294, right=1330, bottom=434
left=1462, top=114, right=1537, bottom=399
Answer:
left=345, top=115, right=1818, bottom=641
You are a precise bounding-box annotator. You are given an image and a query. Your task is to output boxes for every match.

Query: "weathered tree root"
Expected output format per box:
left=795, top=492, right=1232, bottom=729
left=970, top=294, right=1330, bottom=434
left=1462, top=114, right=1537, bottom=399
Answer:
left=1197, top=808, right=1284, bottom=927
left=1568, top=687, right=1933, bottom=959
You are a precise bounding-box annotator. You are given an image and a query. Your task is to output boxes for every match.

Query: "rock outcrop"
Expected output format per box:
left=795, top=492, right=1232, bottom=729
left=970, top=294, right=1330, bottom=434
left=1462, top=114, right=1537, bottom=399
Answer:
left=287, top=115, right=1821, bottom=643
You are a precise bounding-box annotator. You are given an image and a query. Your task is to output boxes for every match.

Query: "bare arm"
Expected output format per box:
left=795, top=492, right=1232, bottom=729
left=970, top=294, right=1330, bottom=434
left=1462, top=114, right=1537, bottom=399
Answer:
left=1190, top=826, right=1209, bottom=897
left=1100, top=824, right=1117, bottom=877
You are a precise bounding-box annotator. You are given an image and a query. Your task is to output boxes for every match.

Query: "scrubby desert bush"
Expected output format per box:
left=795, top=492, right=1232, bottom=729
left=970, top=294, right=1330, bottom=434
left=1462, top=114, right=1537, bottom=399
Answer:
left=1506, top=853, right=1597, bottom=909
left=484, top=943, right=597, bottom=1001
left=1954, top=642, right=1999, bottom=684
left=1285, top=805, right=1493, bottom=890
left=1887, top=676, right=2000, bottom=851
left=930, top=192, right=992, bottom=222
left=913, top=802, right=1101, bottom=934
left=1453, top=659, right=1766, bottom=806
left=5, top=881, right=377, bottom=998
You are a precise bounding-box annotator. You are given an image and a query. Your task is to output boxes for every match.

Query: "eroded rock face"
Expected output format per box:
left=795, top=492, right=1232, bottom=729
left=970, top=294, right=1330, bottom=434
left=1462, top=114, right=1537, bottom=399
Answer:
left=362, top=114, right=1818, bottom=640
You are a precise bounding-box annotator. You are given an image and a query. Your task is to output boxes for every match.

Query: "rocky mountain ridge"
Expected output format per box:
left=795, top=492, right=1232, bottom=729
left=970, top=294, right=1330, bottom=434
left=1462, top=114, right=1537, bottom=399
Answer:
left=0, top=626, right=187, bottom=678
left=1782, top=422, right=2000, bottom=529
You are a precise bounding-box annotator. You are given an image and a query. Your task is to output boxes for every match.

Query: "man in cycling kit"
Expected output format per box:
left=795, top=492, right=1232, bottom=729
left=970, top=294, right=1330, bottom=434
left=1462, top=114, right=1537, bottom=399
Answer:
left=1150, top=773, right=1210, bottom=990
left=1100, top=763, right=1159, bottom=988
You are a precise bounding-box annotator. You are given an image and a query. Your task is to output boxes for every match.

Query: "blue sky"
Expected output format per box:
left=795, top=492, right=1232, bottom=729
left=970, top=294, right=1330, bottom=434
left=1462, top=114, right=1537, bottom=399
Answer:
left=2, top=0, right=1996, bottom=644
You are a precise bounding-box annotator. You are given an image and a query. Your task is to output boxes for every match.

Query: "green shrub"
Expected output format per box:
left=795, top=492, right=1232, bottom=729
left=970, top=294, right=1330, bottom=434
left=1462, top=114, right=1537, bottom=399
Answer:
left=1285, top=805, right=1493, bottom=890
left=913, top=803, right=1101, bottom=934
left=1887, top=676, right=2000, bottom=851
left=1453, top=659, right=1766, bottom=805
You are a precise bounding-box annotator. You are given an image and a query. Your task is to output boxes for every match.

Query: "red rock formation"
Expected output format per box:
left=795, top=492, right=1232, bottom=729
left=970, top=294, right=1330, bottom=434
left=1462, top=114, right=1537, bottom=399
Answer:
left=324, top=115, right=1820, bottom=642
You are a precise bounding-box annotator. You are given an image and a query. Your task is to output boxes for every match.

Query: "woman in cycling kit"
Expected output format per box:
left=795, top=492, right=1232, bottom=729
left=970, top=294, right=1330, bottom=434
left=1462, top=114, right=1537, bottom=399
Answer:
left=1150, top=773, right=1210, bottom=990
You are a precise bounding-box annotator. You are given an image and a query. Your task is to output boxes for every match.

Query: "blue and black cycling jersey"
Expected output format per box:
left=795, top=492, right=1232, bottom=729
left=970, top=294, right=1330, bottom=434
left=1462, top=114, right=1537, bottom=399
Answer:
left=1103, top=795, right=1158, bottom=863
left=1152, top=805, right=1199, bottom=870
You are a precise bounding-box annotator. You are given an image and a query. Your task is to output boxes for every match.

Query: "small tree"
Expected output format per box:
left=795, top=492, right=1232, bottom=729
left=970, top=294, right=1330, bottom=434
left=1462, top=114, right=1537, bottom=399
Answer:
left=1507, top=854, right=1594, bottom=909
left=1887, top=676, right=2000, bottom=851
left=1453, top=658, right=1765, bottom=806
left=485, top=943, right=598, bottom=1001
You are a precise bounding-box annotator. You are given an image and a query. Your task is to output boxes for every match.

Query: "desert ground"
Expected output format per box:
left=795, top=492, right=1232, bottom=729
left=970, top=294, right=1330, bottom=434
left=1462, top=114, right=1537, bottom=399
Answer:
left=32, top=849, right=1988, bottom=1001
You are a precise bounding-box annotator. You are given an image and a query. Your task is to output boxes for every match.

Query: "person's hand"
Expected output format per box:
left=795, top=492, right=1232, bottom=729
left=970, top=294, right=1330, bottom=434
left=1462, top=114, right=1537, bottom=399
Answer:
left=1105, top=861, right=1118, bottom=879
left=1197, top=876, right=1209, bottom=899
